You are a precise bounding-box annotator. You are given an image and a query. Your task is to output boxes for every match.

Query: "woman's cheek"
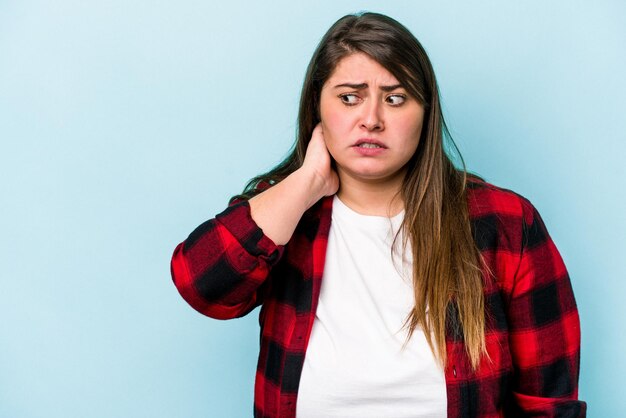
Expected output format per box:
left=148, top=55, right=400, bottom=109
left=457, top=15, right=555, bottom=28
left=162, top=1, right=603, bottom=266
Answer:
left=322, top=114, right=352, bottom=146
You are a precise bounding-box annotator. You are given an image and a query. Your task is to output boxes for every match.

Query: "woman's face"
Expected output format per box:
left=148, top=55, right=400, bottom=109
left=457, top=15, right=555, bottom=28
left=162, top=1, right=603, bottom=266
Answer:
left=319, top=52, right=425, bottom=186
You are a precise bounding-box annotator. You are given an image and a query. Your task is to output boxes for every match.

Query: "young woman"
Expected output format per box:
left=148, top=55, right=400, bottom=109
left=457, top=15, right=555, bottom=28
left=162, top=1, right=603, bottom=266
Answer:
left=171, top=12, right=586, bottom=418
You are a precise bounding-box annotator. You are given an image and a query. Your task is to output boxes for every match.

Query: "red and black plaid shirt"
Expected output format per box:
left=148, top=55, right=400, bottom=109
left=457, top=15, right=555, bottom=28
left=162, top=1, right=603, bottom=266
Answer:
left=171, top=178, right=586, bottom=417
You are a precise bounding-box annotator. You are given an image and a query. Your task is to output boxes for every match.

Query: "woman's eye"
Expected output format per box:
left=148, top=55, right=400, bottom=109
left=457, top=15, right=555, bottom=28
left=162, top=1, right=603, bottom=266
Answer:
left=386, top=94, right=406, bottom=106
left=339, top=94, right=360, bottom=105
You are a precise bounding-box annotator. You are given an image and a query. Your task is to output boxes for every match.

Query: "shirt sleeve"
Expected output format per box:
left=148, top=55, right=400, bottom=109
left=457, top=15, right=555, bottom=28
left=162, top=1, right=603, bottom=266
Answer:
left=507, top=198, right=587, bottom=417
left=170, top=199, right=284, bottom=319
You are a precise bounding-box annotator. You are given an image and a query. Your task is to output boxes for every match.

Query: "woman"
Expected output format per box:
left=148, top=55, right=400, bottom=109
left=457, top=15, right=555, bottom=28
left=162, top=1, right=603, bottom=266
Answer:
left=171, top=12, right=586, bottom=417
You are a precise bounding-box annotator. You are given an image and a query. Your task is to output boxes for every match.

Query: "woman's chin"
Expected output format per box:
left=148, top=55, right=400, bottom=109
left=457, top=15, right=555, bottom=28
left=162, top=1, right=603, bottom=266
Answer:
left=338, top=166, right=407, bottom=185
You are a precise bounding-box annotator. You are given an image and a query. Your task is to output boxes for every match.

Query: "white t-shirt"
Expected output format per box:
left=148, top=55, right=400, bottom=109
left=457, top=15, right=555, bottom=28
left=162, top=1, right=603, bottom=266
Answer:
left=296, top=195, right=447, bottom=418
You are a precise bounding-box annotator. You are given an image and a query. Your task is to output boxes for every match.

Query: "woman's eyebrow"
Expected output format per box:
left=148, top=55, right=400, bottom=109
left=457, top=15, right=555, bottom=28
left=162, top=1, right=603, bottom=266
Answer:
left=333, top=82, right=403, bottom=92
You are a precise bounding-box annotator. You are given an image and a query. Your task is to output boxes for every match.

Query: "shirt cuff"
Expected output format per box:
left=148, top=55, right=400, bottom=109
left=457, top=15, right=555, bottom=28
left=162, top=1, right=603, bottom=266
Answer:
left=215, top=200, right=284, bottom=262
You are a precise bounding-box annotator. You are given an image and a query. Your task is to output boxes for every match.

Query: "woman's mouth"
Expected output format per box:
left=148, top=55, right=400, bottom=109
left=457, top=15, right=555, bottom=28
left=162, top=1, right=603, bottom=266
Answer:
left=353, top=138, right=387, bottom=149
left=352, top=139, right=387, bottom=156
left=357, top=143, right=383, bottom=149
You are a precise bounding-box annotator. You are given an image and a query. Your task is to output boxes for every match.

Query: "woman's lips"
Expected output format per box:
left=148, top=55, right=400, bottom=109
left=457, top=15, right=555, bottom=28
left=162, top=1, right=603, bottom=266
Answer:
left=353, top=138, right=387, bottom=148
left=353, top=146, right=386, bottom=156
left=351, top=138, right=387, bottom=155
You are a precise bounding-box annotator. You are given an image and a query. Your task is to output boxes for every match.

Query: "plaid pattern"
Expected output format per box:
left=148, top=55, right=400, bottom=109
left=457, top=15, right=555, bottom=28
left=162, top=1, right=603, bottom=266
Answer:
left=171, top=178, right=586, bottom=417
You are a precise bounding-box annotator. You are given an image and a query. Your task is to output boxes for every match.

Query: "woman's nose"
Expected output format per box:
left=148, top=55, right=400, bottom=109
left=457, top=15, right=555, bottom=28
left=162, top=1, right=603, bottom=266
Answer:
left=360, top=99, right=384, bottom=131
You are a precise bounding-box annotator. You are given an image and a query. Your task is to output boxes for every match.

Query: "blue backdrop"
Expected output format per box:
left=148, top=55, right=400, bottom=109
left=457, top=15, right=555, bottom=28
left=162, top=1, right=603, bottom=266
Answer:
left=1, top=1, right=624, bottom=416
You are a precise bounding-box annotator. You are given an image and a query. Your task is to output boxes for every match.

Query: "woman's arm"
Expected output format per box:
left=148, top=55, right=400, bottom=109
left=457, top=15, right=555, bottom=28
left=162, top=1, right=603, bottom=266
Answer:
left=507, top=198, right=586, bottom=417
left=171, top=124, right=338, bottom=319
left=248, top=124, right=338, bottom=245
left=171, top=198, right=282, bottom=319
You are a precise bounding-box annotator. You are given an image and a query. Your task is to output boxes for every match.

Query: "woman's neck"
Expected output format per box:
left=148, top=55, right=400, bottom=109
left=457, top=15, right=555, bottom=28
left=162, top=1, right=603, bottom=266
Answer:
left=336, top=170, right=405, bottom=217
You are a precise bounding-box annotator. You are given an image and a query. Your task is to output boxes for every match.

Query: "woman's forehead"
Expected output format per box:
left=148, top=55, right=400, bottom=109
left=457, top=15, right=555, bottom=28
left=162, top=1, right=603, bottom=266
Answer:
left=325, top=52, right=400, bottom=87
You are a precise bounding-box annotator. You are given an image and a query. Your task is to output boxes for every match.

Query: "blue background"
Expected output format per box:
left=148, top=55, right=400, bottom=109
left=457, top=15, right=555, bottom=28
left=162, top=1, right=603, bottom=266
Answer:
left=1, top=1, right=624, bottom=416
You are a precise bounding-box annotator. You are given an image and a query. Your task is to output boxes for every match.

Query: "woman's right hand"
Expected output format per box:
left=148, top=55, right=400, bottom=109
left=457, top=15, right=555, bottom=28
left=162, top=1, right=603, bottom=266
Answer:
left=248, top=123, right=339, bottom=245
left=299, top=123, right=339, bottom=202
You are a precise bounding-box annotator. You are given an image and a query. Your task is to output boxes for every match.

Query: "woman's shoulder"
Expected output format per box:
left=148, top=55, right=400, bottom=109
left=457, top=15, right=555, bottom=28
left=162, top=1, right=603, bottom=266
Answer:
left=465, top=174, right=536, bottom=223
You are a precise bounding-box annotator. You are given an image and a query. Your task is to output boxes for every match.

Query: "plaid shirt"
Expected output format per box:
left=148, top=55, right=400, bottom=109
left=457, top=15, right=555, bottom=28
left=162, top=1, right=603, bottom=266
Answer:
left=171, top=178, right=586, bottom=417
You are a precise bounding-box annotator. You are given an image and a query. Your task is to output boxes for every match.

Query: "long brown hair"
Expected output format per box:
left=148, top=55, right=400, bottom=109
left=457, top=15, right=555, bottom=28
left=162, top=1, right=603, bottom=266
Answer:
left=237, top=12, right=487, bottom=370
